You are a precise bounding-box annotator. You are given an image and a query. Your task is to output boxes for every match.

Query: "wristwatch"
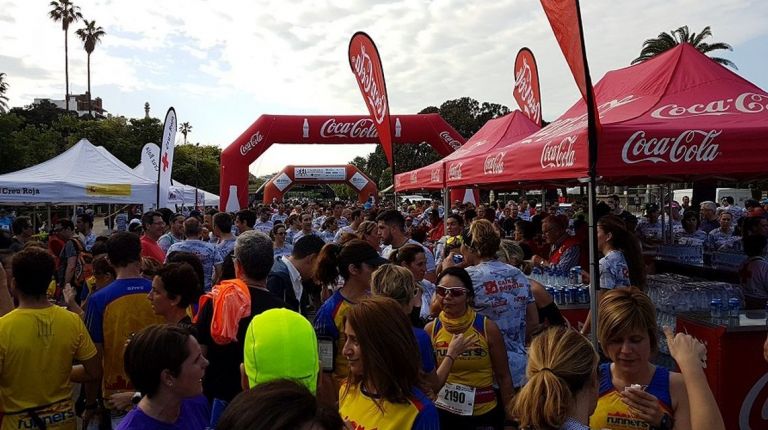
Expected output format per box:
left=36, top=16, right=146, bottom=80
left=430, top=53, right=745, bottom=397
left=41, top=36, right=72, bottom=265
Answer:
left=131, top=392, right=142, bottom=405
left=651, top=413, right=673, bottom=430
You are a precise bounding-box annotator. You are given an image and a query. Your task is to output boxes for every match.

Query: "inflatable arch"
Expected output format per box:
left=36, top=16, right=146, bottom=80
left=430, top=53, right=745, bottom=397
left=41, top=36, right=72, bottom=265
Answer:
left=263, top=165, right=378, bottom=204
left=220, top=114, right=465, bottom=211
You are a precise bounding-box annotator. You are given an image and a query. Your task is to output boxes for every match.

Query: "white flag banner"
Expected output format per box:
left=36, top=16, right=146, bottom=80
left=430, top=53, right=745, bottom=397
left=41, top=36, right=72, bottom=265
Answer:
left=158, top=108, right=177, bottom=208
left=139, top=143, right=160, bottom=179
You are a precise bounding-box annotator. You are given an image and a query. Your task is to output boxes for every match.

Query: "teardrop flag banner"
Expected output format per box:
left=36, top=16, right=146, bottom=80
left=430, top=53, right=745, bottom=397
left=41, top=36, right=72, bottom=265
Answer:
left=157, top=107, right=177, bottom=208
left=348, top=32, right=394, bottom=167
left=513, top=47, right=543, bottom=127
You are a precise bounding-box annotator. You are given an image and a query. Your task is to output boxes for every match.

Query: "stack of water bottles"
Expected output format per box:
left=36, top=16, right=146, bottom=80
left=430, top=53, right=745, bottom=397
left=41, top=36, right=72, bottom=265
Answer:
left=647, top=273, right=744, bottom=354
left=656, top=244, right=704, bottom=266
left=530, top=266, right=590, bottom=307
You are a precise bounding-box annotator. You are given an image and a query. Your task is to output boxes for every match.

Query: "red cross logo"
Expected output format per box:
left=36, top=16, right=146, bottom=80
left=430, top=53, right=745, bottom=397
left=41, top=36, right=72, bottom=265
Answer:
left=162, top=153, right=169, bottom=171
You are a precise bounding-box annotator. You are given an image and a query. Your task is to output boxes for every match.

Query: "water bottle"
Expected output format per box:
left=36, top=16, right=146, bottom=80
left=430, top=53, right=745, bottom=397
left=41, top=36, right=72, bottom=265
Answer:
left=728, top=297, right=740, bottom=318
left=710, top=298, right=723, bottom=319
left=569, top=266, right=581, bottom=285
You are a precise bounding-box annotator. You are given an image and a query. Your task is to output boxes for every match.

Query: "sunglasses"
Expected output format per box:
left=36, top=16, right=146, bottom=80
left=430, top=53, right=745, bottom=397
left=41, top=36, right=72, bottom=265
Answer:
left=436, top=286, right=467, bottom=298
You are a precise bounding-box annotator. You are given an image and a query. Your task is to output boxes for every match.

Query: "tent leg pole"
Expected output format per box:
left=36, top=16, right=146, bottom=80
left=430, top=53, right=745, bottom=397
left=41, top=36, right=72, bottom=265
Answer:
left=443, top=187, right=449, bottom=225
left=587, top=177, right=600, bottom=347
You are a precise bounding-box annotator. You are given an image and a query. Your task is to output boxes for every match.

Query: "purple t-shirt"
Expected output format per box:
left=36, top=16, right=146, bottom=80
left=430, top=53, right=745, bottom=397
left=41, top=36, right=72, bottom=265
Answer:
left=116, top=395, right=210, bottom=430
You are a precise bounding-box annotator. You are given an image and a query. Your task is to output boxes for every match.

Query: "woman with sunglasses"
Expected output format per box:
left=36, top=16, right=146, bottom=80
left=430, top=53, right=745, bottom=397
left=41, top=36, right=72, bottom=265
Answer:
left=271, top=224, right=293, bottom=258
left=452, top=219, right=538, bottom=389
left=424, top=266, right=513, bottom=430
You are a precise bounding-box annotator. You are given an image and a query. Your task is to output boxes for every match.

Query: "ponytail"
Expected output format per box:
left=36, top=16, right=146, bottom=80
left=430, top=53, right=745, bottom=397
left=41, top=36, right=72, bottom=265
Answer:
left=314, top=243, right=342, bottom=286
left=511, top=327, right=597, bottom=430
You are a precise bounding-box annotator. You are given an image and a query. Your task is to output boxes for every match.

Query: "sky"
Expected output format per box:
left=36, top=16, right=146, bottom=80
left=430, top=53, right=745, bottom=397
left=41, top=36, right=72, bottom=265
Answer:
left=1, top=0, right=767, bottom=178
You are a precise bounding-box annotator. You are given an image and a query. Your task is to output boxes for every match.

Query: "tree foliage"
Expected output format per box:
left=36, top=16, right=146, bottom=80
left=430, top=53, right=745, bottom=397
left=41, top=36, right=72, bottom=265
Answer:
left=632, top=25, right=736, bottom=69
left=0, top=103, right=221, bottom=194
left=349, top=97, right=510, bottom=190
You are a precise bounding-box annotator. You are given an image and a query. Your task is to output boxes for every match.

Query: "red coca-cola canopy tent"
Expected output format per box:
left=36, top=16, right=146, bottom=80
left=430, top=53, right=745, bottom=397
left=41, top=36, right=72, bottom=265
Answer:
left=395, top=110, right=540, bottom=191
left=446, top=44, right=768, bottom=188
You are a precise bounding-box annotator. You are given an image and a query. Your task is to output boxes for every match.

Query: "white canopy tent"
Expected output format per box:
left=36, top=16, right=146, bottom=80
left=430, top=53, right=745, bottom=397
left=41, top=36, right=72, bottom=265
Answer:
left=132, top=143, right=219, bottom=208
left=0, top=139, right=157, bottom=205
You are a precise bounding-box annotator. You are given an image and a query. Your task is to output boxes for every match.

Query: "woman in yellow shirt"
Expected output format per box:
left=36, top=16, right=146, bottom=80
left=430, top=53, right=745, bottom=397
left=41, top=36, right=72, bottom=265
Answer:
left=424, top=266, right=514, bottom=430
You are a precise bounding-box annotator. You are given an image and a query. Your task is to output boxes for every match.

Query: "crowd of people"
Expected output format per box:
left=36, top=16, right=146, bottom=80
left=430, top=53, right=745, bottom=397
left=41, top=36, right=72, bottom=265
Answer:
left=0, top=193, right=760, bottom=429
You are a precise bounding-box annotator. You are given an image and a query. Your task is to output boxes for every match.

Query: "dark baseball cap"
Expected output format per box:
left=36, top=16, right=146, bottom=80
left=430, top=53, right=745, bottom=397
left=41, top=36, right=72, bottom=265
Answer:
left=355, top=244, right=389, bottom=267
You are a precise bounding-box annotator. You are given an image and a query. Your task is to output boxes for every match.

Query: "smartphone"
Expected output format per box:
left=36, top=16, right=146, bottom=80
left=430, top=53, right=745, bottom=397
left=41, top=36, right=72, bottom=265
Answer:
left=318, top=337, right=335, bottom=372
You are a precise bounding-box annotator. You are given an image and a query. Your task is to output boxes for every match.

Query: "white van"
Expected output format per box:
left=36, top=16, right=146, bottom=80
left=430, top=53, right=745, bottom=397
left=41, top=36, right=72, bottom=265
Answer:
left=673, top=188, right=754, bottom=206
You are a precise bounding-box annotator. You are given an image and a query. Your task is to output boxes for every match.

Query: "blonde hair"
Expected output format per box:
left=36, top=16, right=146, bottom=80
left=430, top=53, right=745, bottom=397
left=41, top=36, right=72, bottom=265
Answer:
left=511, top=327, right=598, bottom=429
left=597, top=287, right=658, bottom=354
left=370, top=264, right=416, bottom=307
left=467, top=219, right=500, bottom=258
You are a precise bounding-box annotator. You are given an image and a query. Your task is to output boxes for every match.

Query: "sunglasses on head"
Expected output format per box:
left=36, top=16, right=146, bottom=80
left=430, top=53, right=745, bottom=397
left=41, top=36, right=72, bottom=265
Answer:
left=436, top=286, right=467, bottom=298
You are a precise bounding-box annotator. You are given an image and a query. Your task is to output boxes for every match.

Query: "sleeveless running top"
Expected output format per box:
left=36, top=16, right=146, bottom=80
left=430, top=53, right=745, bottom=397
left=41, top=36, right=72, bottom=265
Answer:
left=589, top=363, right=673, bottom=430
left=430, top=313, right=496, bottom=415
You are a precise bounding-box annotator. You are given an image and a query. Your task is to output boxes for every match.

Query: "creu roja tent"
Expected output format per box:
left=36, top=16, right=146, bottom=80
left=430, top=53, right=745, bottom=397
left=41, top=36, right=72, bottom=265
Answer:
left=445, top=43, right=768, bottom=189
left=0, top=138, right=158, bottom=204
left=395, top=110, right=540, bottom=192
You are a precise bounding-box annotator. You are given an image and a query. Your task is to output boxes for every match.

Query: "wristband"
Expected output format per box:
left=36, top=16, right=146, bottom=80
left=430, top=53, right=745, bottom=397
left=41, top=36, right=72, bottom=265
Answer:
left=445, top=355, right=456, bottom=362
left=131, top=392, right=142, bottom=405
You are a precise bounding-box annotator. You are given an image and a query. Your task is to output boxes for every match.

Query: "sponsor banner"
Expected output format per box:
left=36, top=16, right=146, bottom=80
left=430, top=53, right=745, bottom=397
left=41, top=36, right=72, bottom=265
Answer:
left=140, top=143, right=160, bottom=176
left=273, top=172, right=292, bottom=192
left=483, top=151, right=506, bottom=175
left=240, top=131, right=264, bottom=156
left=0, top=186, right=41, bottom=196
left=86, top=184, right=132, bottom=196
left=158, top=108, right=177, bottom=207
left=348, top=32, right=394, bottom=166
left=651, top=92, right=768, bottom=119
left=541, top=136, right=577, bottom=169
left=294, top=167, right=346, bottom=181
left=320, top=118, right=377, bottom=139
left=621, top=129, right=721, bottom=164
left=540, top=0, right=601, bottom=131
left=513, top=47, right=543, bottom=126
left=349, top=172, right=369, bottom=191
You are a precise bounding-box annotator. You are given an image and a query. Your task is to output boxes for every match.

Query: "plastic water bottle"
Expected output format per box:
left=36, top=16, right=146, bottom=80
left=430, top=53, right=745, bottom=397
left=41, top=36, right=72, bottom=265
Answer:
left=710, top=298, right=723, bottom=319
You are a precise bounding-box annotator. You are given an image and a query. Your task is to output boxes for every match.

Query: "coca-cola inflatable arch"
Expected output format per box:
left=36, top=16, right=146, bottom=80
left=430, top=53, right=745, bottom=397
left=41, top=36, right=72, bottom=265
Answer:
left=262, top=165, right=378, bottom=204
left=220, top=114, right=465, bottom=211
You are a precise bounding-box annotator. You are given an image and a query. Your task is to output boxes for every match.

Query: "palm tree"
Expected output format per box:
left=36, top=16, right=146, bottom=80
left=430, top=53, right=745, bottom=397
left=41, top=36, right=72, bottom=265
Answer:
left=632, top=25, right=737, bottom=69
left=49, top=0, right=83, bottom=112
left=0, top=73, right=8, bottom=113
left=75, top=19, right=105, bottom=117
left=179, top=122, right=192, bottom=145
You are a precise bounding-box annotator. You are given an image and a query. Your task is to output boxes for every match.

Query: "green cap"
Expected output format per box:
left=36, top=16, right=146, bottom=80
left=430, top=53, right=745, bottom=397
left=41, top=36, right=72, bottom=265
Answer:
left=243, top=308, right=319, bottom=394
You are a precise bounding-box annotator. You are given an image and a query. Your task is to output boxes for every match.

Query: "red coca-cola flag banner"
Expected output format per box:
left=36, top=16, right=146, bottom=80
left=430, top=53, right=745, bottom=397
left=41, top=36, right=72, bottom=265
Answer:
left=348, top=32, right=394, bottom=167
left=513, top=48, right=543, bottom=127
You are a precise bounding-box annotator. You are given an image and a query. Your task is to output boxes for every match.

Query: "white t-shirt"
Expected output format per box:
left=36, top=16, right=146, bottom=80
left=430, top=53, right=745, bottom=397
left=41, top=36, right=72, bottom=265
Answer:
left=381, top=239, right=436, bottom=272
left=599, top=250, right=631, bottom=290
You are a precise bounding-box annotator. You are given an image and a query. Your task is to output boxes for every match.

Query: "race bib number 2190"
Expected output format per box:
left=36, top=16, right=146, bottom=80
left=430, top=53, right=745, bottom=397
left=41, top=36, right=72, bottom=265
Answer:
left=435, top=382, right=476, bottom=416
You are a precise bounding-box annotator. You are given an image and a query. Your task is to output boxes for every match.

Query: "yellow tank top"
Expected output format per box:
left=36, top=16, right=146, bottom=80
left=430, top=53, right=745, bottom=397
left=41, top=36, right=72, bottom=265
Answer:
left=431, top=313, right=496, bottom=415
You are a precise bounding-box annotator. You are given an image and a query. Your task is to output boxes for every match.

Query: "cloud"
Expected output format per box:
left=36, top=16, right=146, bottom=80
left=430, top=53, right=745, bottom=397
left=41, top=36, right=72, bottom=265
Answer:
left=1, top=0, right=766, bottom=177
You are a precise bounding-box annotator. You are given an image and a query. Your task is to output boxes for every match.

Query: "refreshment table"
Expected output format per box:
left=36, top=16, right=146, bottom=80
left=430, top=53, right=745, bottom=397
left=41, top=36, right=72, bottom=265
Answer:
left=676, top=311, right=768, bottom=429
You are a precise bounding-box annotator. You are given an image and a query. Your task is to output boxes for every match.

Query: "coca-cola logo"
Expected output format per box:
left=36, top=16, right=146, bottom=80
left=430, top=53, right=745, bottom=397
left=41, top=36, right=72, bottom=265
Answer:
left=240, top=131, right=264, bottom=156
left=410, top=171, right=418, bottom=183
left=541, top=136, right=576, bottom=169
left=320, top=118, right=378, bottom=139
left=351, top=44, right=387, bottom=124
left=430, top=167, right=441, bottom=183
left=621, top=129, right=721, bottom=164
left=484, top=152, right=505, bottom=175
left=739, top=372, right=768, bottom=429
left=514, top=58, right=541, bottom=124
left=448, top=162, right=462, bottom=180
left=651, top=92, right=768, bottom=119
left=440, top=131, right=462, bottom=151
left=523, top=95, right=640, bottom=145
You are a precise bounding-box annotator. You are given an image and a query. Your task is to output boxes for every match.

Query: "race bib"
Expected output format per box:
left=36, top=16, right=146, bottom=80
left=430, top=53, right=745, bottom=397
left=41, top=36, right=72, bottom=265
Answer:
left=435, top=382, right=476, bottom=416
